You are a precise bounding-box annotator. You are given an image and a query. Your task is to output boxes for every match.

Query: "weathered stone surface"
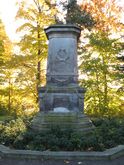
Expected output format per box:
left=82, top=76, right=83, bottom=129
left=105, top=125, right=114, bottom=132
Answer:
left=38, top=24, right=85, bottom=113
left=31, top=112, right=94, bottom=132
left=1, top=144, right=124, bottom=165
left=39, top=86, right=85, bottom=112
left=45, top=24, right=80, bottom=86
left=32, top=24, right=94, bottom=132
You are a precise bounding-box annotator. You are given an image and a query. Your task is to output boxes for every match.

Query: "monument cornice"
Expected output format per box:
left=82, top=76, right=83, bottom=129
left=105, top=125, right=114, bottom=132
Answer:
left=45, top=24, right=81, bottom=39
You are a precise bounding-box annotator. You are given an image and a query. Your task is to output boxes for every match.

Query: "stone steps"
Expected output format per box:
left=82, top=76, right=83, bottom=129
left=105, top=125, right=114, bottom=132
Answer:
left=31, top=112, right=95, bottom=133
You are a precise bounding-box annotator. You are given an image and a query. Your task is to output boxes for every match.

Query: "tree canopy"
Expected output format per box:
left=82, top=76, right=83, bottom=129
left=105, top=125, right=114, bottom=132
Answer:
left=0, top=0, right=123, bottom=117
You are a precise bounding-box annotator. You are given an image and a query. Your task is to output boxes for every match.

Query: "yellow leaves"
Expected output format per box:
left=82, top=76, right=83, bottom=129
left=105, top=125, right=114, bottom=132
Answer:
left=0, top=19, right=12, bottom=63
left=16, top=23, right=35, bottom=33
left=16, top=0, right=56, bottom=32
left=15, top=6, right=36, bottom=22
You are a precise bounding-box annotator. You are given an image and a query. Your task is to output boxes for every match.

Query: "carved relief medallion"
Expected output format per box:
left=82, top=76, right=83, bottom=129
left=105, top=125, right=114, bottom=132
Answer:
left=56, top=49, right=69, bottom=62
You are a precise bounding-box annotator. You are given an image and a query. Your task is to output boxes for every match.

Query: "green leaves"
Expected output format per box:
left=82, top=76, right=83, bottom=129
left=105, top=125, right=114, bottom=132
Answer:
left=79, top=31, right=124, bottom=117
left=59, top=0, right=95, bottom=29
left=89, top=32, right=122, bottom=55
left=2, top=117, right=123, bottom=151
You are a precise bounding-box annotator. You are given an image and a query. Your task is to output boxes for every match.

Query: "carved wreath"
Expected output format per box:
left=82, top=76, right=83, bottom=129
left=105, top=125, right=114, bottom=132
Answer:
left=56, top=49, right=69, bottom=62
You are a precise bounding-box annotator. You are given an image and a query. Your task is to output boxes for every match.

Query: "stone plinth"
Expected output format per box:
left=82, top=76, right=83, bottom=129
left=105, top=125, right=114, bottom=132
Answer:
left=32, top=112, right=94, bottom=133
left=39, top=86, right=85, bottom=113
left=31, top=24, right=94, bottom=133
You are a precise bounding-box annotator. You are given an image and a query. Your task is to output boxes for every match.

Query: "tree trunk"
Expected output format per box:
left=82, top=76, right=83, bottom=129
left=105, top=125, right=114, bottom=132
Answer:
left=102, top=55, right=108, bottom=113
left=36, top=22, right=41, bottom=103
left=8, top=77, right=11, bottom=112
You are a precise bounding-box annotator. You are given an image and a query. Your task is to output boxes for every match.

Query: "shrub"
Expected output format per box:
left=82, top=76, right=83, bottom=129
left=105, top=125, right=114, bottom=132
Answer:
left=0, top=104, right=8, bottom=116
left=1, top=117, right=124, bottom=151
left=0, top=118, right=26, bottom=146
left=93, top=117, right=124, bottom=149
left=13, top=127, right=106, bottom=151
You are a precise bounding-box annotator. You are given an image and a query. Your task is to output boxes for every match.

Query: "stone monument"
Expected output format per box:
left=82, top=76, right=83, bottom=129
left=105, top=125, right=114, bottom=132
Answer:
left=32, top=24, right=94, bottom=132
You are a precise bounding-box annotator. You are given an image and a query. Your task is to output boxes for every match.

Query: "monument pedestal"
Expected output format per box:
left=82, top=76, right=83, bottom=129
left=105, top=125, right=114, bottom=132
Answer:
left=31, top=86, right=94, bottom=133
left=31, top=112, right=94, bottom=133
left=31, top=24, right=94, bottom=133
left=38, top=86, right=85, bottom=113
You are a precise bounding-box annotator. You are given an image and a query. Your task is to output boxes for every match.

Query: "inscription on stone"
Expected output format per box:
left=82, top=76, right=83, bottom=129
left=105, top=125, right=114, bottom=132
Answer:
left=53, top=96, right=70, bottom=109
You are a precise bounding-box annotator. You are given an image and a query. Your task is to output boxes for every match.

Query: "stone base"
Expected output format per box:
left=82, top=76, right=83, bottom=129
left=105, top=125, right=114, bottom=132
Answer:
left=31, top=112, right=94, bottom=133
left=38, top=86, right=86, bottom=112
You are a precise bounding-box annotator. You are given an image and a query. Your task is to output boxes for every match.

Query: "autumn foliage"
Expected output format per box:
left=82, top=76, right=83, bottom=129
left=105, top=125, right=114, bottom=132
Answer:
left=81, top=0, right=124, bottom=32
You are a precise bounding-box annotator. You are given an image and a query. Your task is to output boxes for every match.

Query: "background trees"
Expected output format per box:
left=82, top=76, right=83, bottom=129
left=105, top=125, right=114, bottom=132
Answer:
left=81, top=0, right=123, bottom=32
left=0, top=0, right=57, bottom=116
left=3, top=0, right=57, bottom=116
left=0, top=18, right=14, bottom=115
left=15, top=0, right=56, bottom=102
left=80, top=32, right=123, bottom=116
left=79, top=0, right=124, bottom=116
left=0, top=0, right=123, bottom=117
